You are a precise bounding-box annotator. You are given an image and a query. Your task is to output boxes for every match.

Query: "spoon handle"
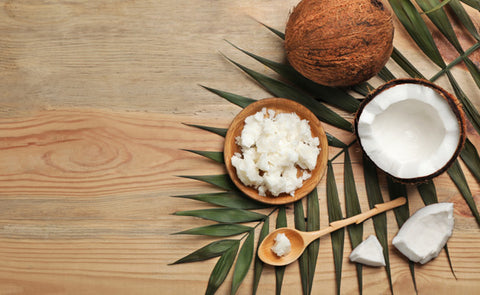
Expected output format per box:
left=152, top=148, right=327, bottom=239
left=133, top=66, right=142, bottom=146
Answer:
left=304, top=197, right=406, bottom=244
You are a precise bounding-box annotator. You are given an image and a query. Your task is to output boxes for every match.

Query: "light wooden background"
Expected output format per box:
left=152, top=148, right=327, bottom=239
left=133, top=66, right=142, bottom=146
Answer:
left=0, top=0, right=479, bottom=294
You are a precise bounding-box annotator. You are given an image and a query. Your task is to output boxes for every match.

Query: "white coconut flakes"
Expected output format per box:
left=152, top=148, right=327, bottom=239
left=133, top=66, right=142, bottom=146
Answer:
left=271, top=233, right=292, bottom=257
left=231, top=107, right=320, bottom=197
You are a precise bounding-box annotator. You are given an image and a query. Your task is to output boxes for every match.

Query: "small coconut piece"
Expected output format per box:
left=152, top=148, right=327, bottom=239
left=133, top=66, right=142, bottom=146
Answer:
left=271, top=233, right=292, bottom=257
left=285, top=0, right=394, bottom=87
left=355, top=79, right=466, bottom=183
left=349, top=235, right=386, bottom=267
left=392, top=203, right=454, bottom=264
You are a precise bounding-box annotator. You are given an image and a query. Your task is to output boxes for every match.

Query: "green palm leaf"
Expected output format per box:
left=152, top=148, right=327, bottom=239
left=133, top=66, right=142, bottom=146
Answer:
left=351, top=82, right=373, bottom=96
left=326, top=162, right=345, bottom=295
left=174, top=224, right=253, bottom=237
left=447, top=160, right=480, bottom=225
left=231, top=230, right=255, bottom=294
left=185, top=123, right=227, bottom=137
left=416, top=0, right=480, bottom=89
left=253, top=217, right=269, bottom=295
left=261, top=23, right=285, bottom=39
left=172, top=192, right=269, bottom=210
left=445, top=71, right=480, bottom=134
left=417, top=180, right=439, bottom=205
left=201, top=85, right=256, bottom=108
left=416, top=0, right=462, bottom=51
left=362, top=155, right=394, bottom=294
left=174, top=208, right=266, bottom=223
left=388, top=0, right=446, bottom=67
left=386, top=178, right=417, bottom=293
left=421, top=0, right=453, bottom=14
left=378, top=67, right=396, bottom=82
left=430, top=43, right=480, bottom=82
left=306, top=189, right=320, bottom=295
left=205, top=241, right=240, bottom=295
left=344, top=149, right=363, bottom=294
left=170, top=239, right=239, bottom=265
left=390, top=0, right=480, bottom=135
left=461, top=138, right=480, bottom=182
left=183, top=149, right=224, bottom=163
left=224, top=56, right=353, bottom=131
left=294, top=199, right=309, bottom=295
left=227, top=41, right=360, bottom=113
left=275, top=206, right=287, bottom=295
left=449, top=0, right=480, bottom=40
left=460, top=0, right=480, bottom=10
left=179, top=174, right=236, bottom=191
left=327, top=133, right=347, bottom=148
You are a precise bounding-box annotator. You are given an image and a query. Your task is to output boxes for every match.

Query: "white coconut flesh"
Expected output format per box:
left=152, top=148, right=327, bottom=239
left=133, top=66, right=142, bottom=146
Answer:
left=349, top=235, right=386, bottom=267
left=357, top=83, right=461, bottom=180
left=392, top=203, right=454, bottom=264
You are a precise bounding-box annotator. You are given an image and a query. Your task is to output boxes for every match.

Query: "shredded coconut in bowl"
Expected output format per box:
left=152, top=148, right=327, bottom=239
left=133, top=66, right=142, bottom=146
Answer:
left=231, top=107, right=320, bottom=197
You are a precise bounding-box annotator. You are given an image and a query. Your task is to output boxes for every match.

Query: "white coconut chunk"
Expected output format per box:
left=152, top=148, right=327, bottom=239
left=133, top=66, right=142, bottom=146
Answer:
left=357, top=83, right=461, bottom=180
left=392, top=203, right=454, bottom=264
left=231, top=108, right=320, bottom=196
left=349, top=235, right=386, bottom=267
left=271, top=233, right=291, bottom=257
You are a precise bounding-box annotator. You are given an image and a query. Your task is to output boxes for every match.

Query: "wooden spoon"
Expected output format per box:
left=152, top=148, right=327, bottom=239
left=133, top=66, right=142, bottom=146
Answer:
left=224, top=98, right=329, bottom=205
left=258, top=197, right=407, bottom=266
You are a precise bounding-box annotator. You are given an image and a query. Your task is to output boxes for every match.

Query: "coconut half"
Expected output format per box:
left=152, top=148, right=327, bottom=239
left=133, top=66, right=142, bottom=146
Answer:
left=355, top=79, right=466, bottom=183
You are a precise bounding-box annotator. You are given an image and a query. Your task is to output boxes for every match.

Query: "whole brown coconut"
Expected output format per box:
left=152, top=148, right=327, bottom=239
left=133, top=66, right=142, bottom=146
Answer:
left=285, top=0, right=394, bottom=87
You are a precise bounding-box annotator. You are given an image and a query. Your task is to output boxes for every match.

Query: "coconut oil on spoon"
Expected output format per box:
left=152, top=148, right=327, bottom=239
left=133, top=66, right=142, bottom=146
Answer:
left=258, top=197, right=406, bottom=266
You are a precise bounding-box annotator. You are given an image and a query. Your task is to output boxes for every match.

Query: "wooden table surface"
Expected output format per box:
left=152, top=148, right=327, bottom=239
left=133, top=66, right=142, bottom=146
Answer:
left=0, top=0, right=479, bottom=294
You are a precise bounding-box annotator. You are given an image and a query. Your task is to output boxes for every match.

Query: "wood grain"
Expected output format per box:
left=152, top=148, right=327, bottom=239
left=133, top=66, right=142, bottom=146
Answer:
left=0, top=0, right=478, bottom=294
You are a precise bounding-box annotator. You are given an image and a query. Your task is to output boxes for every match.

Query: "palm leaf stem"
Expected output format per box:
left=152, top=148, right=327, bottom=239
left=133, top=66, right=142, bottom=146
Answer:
left=240, top=208, right=278, bottom=241
left=330, top=140, right=358, bottom=162
left=429, top=42, right=480, bottom=82
left=415, top=0, right=480, bottom=89
left=420, top=0, right=453, bottom=14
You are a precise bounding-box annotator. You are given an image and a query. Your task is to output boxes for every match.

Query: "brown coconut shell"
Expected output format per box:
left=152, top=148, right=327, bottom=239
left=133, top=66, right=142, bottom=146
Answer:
left=354, top=78, right=466, bottom=184
left=285, top=0, right=394, bottom=87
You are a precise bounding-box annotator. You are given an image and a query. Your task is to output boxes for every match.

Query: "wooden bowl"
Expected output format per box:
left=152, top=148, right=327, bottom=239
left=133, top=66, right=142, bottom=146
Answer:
left=224, top=98, right=329, bottom=205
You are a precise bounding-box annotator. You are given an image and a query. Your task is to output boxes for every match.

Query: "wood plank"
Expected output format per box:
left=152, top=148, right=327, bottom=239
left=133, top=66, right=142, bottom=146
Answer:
left=0, top=0, right=479, bottom=294
left=0, top=109, right=476, bottom=294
